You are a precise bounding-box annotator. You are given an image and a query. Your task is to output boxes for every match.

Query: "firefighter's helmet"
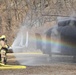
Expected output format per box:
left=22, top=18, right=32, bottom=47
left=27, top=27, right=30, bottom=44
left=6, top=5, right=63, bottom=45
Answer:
left=0, top=35, right=6, bottom=40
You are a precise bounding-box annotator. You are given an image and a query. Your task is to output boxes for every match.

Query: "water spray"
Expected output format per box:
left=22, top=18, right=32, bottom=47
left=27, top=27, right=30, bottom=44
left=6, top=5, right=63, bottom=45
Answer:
left=10, top=0, right=76, bottom=65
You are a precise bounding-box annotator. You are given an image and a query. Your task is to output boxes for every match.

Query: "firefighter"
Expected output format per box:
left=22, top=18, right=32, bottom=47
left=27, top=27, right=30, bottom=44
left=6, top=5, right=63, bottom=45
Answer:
left=0, top=44, right=2, bottom=62
left=0, top=35, right=9, bottom=65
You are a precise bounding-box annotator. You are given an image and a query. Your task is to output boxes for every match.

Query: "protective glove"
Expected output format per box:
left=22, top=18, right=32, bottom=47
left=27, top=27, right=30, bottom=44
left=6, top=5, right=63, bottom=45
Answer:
left=8, top=46, right=12, bottom=50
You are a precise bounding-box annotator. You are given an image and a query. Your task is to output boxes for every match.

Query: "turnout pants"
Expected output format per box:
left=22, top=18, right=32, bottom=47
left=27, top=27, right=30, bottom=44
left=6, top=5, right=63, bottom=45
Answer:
left=1, top=49, right=6, bottom=64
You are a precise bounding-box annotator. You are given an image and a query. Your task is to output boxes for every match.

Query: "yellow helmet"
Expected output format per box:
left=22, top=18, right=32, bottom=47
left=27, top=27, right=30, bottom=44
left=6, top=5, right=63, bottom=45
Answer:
left=0, top=35, right=6, bottom=39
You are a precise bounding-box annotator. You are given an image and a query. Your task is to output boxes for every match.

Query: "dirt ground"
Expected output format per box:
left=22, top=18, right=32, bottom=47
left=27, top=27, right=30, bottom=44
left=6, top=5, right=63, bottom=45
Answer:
left=0, top=64, right=76, bottom=75
left=0, top=54, right=76, bottom=75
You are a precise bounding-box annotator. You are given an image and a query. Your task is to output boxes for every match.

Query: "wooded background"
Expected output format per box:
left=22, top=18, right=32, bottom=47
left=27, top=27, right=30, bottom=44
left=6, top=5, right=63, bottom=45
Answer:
left=0, top=0, right=76, bottom=45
